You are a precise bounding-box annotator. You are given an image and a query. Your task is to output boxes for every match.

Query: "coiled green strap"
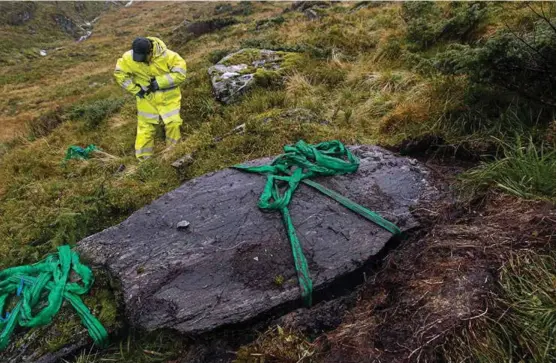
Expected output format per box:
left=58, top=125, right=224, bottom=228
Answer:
left=0, top=245, right=108, bottom=350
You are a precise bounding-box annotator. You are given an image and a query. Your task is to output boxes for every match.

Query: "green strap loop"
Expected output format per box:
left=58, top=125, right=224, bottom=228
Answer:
left=0, top=245, right=108, bottom=351
left=233, top=140, right=401, bottom=306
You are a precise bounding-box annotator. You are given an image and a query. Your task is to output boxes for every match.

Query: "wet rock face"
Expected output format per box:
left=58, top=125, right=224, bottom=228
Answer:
left=76, top=146, right=438, bottom=335
left=208, top=49, right=289, bottom=104
left=53, top=14, right=80, bottom=37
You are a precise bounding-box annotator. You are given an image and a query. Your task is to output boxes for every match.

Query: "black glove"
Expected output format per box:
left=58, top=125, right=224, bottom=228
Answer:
left=136, top=87, right=147, bottom=98
left=149, top=78, right=159, bottom=92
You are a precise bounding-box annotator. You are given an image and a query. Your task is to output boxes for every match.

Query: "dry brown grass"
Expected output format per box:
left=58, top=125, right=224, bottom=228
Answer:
left=285, top=71, right=316, bottom=103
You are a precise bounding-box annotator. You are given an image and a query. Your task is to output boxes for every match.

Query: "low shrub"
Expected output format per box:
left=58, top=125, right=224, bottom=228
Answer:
left=68, top=98, right=124, bottom=129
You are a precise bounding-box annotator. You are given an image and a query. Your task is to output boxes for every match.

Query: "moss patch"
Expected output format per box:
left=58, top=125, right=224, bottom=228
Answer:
left=220, top=48, right=266, bottom=66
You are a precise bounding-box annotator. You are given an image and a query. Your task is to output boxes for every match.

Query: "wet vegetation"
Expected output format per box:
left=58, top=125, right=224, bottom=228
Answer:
left=0, top=2, right=554, bottom=362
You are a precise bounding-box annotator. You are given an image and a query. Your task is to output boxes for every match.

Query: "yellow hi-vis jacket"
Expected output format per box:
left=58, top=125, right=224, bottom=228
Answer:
left=114, top=37, right=187, bottom=97
left=114, top=37, right=187, bottom=159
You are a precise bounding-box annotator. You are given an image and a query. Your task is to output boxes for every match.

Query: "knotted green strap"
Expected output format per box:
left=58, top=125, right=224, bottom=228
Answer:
left=0, top=245, right=108, bottom=350
left=64, top=144, right=99, bottom=161
left=233, top=140, right=401, bottom=306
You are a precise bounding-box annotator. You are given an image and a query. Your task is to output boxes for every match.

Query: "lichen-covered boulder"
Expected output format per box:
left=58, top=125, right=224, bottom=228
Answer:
left=208, top=48, right=301, bottom=104
left=76, top=146, right=439, bottom=335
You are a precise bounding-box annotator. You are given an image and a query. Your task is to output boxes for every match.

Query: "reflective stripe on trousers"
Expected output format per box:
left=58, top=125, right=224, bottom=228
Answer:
left=161, top=109, right=180, bottom=121
left=138, top=111, right=159, bottom=120
left=135, top=147, right=154, bottom=155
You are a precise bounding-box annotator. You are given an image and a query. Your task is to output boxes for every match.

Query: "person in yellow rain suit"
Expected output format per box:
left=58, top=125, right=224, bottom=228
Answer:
left=114, top=37, right=187, bottom=160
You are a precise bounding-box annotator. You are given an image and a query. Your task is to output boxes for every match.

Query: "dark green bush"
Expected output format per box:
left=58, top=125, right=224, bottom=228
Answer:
left=255, top=16, right=285, bottom=30
left=402, top=2, right=441, bottom=49
left=402, top=2, right=487, bottom=49
left=435, top=19, right=556, bottom=107
left=438, top=2, right=488, bottom=41
left=68, top=98, right=124, bottom=129
left=209, top=48, right=231, bottom=64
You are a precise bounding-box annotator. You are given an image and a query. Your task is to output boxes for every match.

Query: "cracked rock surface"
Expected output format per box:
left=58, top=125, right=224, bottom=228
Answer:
left=76, top=145, right=439, bottom=334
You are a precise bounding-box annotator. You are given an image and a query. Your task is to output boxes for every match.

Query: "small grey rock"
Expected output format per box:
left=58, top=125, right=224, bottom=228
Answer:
left=177, top=220, right=190, bottom=230
left=304, top=9, right=319, bottom=20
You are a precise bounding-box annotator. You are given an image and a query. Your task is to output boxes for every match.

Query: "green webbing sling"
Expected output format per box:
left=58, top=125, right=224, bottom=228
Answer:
left=233, top=140, right=401, bottom=306
left=0, top=245, right=108, bottom=351
left=64, top=144, right=99, bottom=162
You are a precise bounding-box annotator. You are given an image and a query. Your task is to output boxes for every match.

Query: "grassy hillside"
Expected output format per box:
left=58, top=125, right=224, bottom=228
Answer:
left=0, top=2, right=554, bottom=362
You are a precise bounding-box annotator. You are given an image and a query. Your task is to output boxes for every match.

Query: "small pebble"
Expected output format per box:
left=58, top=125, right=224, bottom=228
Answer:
left=177, top=220, right=190, bottom=230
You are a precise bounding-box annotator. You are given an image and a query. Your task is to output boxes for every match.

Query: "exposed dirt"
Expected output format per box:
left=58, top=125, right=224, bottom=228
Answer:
left=310, top=192, right=555, bottom=363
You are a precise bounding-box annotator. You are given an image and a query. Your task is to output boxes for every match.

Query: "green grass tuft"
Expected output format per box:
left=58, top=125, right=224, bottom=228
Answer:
left=460, top=136, right=556, bottom=200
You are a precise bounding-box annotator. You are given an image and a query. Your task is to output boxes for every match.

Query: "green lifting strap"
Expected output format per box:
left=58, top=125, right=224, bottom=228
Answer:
left=64, top=144, right=100, bottom=162
left=233, top=140, right=401, bottom=307
left=0, top=245, right=108, bottom=351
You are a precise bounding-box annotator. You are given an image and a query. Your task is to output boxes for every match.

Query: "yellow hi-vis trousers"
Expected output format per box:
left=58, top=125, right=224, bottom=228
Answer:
left=135, top=89, right=182, bottom=160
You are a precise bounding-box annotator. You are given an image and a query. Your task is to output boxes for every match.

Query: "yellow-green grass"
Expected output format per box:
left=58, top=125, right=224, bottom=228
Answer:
left=0, top=2, right=554, bottom=362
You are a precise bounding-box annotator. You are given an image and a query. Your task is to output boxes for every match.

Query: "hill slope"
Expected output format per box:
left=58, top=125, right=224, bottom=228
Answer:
left=0, top=2, right=554, bottom=363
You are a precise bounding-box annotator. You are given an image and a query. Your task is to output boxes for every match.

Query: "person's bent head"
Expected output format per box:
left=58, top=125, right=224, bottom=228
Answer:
left=132, top=37, right=152, bottom=63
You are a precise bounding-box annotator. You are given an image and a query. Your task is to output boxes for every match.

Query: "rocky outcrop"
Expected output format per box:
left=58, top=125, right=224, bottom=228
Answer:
left=76, top=146, right=439, bottom=335
left=208, top=49, right=300, bottom=104
left=52, top=13, right=97, bottom=41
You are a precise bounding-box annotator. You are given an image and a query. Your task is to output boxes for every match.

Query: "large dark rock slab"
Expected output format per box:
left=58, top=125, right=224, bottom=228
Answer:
left=76, top=146, right=438, bottom=334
